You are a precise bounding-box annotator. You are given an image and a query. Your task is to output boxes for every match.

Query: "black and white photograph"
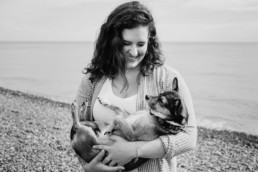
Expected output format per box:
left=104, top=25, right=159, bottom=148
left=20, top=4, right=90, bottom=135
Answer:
left=0, top=0, right=257, bottom=171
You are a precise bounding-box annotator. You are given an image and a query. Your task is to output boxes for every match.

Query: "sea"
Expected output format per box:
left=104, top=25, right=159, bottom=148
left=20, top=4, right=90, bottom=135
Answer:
left=0, top=42, right=258, bottom=135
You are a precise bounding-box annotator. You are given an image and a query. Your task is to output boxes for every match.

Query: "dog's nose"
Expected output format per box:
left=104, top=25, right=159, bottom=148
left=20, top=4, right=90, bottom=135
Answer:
left=145, top=95, right=149, bottom=100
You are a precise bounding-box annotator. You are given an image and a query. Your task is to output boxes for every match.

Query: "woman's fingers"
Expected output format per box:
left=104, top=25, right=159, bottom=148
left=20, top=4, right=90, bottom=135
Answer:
left=109, top=135, right=122, bottom=142
left=91, top=150, right=105, bottom=163
left=102, top=156, right=112, bottom=165
left=105, top=166, right=125, bottom=172
left=93, top=145, right=108, bottom=150
left=108, top=161, right=118, bottom=167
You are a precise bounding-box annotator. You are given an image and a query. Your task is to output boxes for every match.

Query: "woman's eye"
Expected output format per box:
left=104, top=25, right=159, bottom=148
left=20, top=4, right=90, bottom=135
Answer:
left=123, top=42, right=130, bottom=46
left=137, top=43, right=145, bottom=47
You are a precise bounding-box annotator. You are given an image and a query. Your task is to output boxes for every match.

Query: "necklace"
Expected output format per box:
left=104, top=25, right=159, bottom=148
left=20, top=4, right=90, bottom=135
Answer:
left=111, top=71, right=140, bottom=98
left=111, top=79, right=129, bottom=98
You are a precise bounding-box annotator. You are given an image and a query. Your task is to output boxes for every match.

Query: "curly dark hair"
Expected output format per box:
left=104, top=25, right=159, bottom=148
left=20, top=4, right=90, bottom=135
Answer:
left=85, top=1, right=164, bottom=84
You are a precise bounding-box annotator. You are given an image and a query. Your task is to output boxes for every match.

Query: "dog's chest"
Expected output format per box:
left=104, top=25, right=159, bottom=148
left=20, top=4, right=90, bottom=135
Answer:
left=126, top=111, right=155, bottom=130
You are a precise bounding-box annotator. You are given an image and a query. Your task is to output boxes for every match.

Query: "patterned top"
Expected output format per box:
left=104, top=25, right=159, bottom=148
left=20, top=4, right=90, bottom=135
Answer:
left=76, top=65, right=197, bottom=172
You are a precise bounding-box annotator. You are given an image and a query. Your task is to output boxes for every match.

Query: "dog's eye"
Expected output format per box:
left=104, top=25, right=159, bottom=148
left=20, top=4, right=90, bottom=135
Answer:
left=160, top=96, right=168, bottom=105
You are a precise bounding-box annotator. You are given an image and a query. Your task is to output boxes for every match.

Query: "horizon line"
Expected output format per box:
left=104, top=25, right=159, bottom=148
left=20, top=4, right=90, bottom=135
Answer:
left=1, top=41, right=258, bottom=44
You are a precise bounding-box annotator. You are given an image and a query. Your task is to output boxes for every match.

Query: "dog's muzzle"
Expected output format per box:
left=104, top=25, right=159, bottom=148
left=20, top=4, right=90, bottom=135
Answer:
left=150, top=110, right=185, bottom=134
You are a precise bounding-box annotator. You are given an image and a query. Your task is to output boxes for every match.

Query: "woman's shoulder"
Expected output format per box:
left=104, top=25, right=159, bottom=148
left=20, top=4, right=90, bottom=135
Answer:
left=81, top=72, right=91, bottom=81
left=80, top=73, right=107, bottom=90
left=79, top=73, right=94, bottom=88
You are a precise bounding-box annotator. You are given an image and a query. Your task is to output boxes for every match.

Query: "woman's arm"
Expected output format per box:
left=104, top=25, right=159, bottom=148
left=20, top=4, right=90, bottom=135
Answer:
left=77, top=150, right=125, bottom=172
left=157, top=67, right=197, bottom=160
left=134, top=126, right=197, bottom=160
left=76, top=74, right=93, bottom=110
left=134, top=67, right=197, bottom=160
left=93, top=130, right=195, bottom=165
left=135, top=139, right=165, bottom=159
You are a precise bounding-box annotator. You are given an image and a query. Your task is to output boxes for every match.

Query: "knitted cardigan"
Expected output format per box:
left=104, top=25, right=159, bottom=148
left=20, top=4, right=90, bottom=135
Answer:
left=76, top=65, right=197, bottom=172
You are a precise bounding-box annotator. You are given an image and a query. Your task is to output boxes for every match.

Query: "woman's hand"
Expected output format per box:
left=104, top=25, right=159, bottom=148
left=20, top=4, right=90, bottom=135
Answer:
left=83, top=150, right=125, bottom=172
left=93, top=136, right=137, bottom=166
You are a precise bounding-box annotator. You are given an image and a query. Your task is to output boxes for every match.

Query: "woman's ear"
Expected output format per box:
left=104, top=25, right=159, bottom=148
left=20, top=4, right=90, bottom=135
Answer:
left=172, top=77, right=178, bottom=92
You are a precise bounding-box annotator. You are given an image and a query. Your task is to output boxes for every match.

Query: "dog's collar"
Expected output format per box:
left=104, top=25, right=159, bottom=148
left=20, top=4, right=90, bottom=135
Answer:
left=150, top=110, right=185, bottom=134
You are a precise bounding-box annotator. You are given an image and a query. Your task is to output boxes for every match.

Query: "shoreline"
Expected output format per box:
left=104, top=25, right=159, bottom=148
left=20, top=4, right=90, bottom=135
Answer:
left=0, top=86, right=257, bottom=171
left=1, top=86, right=257, bottom=137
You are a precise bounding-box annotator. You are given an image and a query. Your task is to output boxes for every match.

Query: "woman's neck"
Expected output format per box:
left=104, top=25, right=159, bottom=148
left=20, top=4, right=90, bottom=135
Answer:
left=115, top=66, right=140, bottom=81
left=111, top=67, right=140, bottom=98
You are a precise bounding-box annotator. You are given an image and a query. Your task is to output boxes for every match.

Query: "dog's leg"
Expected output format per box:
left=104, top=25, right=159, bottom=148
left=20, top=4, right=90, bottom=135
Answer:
left=71, top=101, right=80, bottom=128
left=81, top=121, right=98, bottom=129
left=79, top=101, right=86, bottom=121
left=80, top=99, right=91, bottom=121
left=105, top=117, right=134, bottom=141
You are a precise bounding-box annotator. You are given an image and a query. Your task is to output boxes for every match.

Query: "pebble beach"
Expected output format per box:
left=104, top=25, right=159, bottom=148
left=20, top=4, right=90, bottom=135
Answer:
left=0, top=87, right=257, bottom=172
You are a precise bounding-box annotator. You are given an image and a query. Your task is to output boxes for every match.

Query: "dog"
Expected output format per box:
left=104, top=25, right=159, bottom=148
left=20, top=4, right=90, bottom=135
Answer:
left=70, top=77, right=188, bottom=170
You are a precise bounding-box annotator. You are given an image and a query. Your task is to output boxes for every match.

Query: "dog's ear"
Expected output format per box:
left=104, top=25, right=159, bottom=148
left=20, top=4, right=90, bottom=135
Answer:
left=172, top=77, right=179, bottom=92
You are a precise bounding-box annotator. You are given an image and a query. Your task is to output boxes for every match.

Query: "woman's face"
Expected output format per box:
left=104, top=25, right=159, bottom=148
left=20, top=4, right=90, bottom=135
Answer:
left=122, top=25, right=149, bottom=71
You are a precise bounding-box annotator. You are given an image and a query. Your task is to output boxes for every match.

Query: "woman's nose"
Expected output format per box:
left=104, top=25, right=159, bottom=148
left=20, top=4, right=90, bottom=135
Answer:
left=129, top=46, right=138, bottom=57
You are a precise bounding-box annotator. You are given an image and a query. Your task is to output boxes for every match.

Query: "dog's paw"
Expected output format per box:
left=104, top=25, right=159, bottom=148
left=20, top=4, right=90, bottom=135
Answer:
left=71, top=100, right=77, bottom=111
left=80, top=101, right=86, bottom=113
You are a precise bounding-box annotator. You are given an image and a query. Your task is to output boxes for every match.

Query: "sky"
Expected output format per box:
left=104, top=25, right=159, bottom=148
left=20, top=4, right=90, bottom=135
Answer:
left=0, top=0, right=258, bottom=42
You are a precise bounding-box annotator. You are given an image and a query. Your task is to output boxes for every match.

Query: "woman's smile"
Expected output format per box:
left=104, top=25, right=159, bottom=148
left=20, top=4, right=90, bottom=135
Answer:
left=127, top=55, right=140, bottom=62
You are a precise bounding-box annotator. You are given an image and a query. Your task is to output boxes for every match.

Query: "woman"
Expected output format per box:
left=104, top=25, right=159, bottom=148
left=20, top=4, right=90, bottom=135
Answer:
left=76, top=1, right=197, bottom=171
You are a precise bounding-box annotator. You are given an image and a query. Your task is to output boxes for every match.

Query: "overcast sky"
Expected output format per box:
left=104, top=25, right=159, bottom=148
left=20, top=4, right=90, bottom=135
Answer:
left=1, top=0, right=258, bottom=42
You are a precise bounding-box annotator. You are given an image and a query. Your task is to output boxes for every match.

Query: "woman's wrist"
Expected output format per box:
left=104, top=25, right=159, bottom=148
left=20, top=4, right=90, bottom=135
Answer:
left=134, top=142, right=139, bottom=158
left=134, top=141, right=144, bottom=158
left=133, top=139, right=165, bottom=159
